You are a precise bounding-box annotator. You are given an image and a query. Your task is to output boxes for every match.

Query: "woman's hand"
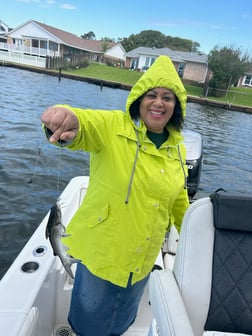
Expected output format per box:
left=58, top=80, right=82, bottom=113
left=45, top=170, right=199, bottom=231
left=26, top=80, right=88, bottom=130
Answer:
left=41, top=106, right=79, bottom=143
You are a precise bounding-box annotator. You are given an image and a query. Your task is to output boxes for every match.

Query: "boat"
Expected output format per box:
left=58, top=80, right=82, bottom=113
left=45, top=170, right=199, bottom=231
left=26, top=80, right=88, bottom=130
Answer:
left=0, top=130, right=204, bottom=336
left=2, top=128, right=251, bottom=336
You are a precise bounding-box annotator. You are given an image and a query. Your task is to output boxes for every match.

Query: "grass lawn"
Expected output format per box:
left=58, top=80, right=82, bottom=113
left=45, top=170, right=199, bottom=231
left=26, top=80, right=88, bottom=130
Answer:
left=64, top=63, right=142, bottom=86
left=63, top=63, right=252, bottom=107
left=209, top=87, right=252, bottom=107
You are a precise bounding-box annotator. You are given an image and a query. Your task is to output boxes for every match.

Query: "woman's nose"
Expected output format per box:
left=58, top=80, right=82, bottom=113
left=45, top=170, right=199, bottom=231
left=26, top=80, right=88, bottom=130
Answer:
left=153, top=96, right=163, bottom=106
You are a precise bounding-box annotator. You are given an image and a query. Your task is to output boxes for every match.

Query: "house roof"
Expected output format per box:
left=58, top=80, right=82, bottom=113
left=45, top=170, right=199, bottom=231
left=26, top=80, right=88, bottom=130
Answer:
left=0, top=20, right=9, bottom=35
left=125, top=47, right=208, bottom=64
left=33, top=20, right=117, bottom=53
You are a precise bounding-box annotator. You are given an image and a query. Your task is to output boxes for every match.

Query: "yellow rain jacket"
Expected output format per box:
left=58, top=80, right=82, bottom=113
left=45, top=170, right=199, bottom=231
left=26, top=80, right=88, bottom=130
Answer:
left=62, top=55, right=189, bottom=287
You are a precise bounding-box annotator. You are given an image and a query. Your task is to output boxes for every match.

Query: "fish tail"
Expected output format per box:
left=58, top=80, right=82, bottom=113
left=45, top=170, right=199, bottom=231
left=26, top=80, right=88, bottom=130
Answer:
left=64, top=264, right=75, bottom=279
left=63, top=257, right=82, bottom=279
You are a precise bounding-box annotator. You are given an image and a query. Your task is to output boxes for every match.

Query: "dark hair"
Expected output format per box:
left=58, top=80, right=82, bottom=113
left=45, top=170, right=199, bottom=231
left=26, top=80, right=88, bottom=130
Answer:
left=129, top=98, right=141, bottom=120
left=129, top=95, right=184, bottom=131
left=170, top=98, right=184, bottom=131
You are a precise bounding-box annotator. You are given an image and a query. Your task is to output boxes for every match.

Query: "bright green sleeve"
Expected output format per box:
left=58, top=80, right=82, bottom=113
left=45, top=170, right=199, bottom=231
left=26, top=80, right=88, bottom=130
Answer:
left=172, top=187, right=190, bottom=233
left=54, top=104, right=123, bottom=152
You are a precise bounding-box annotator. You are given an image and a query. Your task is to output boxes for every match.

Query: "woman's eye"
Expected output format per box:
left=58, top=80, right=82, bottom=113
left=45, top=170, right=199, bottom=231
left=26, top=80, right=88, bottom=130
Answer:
left=146, top=94, right=156, bottom=99
left=144, top=93, right=174, bottom=102
left=163, top=96, right=172, bottom=101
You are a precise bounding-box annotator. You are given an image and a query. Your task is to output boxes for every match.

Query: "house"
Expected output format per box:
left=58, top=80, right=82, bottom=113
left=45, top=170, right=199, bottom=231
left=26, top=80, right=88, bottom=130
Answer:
left=237, top=71, right=252, bottom=88
left=125, top=47, right=210, bottom=85
left=0, top=20, right=9, bottom=42
left=0, top=19, right=126, bottom=68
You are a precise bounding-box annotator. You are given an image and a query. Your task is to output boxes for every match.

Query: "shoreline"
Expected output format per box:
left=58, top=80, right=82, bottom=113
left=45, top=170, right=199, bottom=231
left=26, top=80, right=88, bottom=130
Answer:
left=2, top=62, right=252, bottom=114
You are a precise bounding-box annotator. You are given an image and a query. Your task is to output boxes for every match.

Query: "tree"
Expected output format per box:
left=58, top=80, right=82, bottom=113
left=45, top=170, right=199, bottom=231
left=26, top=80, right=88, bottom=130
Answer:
left=101, top=37, right=115, bottom=43
left=79, top=30, right=201, bottom=52
left=100, top=38, right=113, bottom=52
left=165, top=36, right=200, bottom=51
left=120, top=30, right=200, bottom=52
left=208, top=45, right=251, bottom=97
left=81, top=31, right=96, bottom=40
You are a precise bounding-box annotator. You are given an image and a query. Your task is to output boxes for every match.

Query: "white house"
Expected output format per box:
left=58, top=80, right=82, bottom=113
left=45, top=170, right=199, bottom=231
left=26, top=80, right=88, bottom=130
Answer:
left=0, top=20, right=126, bottom=68
left=125, top=47, right=210, bottom=84
left=237, top=71, right=252, bottom=88
left=0, top=20, right=9, bottom=41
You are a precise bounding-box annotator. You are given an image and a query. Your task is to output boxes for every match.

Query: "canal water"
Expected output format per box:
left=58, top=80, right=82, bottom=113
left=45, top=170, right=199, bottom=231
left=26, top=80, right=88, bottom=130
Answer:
left=0, top=66, right=251, bottom=279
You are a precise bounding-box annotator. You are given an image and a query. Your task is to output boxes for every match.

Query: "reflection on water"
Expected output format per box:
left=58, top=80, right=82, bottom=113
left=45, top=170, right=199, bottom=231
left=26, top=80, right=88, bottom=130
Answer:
left=0, top=67, right=251, bottom=278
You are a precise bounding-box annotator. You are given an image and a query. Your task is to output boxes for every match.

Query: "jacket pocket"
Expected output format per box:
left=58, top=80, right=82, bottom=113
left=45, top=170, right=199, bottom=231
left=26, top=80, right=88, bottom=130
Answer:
left=88, top=203, right=110, bottom=228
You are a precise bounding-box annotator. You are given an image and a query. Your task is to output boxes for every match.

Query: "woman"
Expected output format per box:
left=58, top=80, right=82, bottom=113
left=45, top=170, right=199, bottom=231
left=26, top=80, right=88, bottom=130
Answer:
left=42, top=55, right=189, bottom=336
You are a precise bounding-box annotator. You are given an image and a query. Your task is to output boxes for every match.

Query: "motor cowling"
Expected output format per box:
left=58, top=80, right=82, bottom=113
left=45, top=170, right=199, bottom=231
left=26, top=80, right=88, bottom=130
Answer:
left=183, top=130, right=203, bottom=200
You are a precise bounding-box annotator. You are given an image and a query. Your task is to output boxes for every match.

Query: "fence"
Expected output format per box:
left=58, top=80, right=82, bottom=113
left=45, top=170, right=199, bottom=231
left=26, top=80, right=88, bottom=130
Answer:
left=0, top=50, right=46, bottom=68
left=45, top=55, right=90, bottom=70
left=0, top=42, right=58, bottom=57
left=204, top=86, right=252, bottom=107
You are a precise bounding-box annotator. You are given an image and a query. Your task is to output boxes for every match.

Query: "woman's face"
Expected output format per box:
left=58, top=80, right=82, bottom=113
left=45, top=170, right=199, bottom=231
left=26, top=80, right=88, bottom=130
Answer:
left=139, top=87, right=176, bottom=133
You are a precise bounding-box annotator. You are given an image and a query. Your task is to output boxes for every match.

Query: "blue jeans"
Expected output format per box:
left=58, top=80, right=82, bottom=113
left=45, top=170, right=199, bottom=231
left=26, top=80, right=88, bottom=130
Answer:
left=68, top=263, right=149, bottom=336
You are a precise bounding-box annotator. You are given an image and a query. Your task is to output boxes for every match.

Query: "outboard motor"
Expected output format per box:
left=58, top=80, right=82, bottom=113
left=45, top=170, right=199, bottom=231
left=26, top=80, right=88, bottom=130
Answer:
left=183, top=130, right=203, bottom=200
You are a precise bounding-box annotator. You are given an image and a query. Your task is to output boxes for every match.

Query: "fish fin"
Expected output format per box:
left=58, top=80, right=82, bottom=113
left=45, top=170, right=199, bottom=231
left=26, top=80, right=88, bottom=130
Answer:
left=62, top=233, right=71, bottom=238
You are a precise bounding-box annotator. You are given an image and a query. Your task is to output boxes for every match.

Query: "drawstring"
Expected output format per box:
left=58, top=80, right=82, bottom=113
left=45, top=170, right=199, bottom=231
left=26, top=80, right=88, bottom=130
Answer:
left=125, top=130, right=141, bottom=204
left=125, top=131, right=187, bottom=203
left=177, top=144, right=187, bottom=189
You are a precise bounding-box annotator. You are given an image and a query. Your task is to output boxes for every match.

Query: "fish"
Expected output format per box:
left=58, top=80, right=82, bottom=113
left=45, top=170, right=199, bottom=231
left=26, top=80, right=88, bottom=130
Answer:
left=45, top=201, right=81, bottom=279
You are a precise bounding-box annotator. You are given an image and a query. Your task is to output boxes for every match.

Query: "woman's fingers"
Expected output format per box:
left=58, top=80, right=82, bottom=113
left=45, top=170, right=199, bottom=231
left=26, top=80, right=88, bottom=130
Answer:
left=41, top=106, right=79, bottom=143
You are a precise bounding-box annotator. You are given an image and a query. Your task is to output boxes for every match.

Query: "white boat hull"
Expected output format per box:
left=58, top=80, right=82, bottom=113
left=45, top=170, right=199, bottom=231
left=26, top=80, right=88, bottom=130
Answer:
left=0, top=176, right=159, bottom=336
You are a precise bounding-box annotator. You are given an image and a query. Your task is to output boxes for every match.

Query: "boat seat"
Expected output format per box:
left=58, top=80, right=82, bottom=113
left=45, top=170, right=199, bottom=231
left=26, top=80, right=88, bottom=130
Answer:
left=149, top=190, right=252, bottom=336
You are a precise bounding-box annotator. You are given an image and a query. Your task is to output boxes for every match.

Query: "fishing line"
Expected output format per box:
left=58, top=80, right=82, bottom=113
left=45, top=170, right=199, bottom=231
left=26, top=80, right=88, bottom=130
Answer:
left=56, top=143, right=63, bottom=199
left=27, top=134, right=63, bottom=202
left=27, top=138, right=42, bottom=184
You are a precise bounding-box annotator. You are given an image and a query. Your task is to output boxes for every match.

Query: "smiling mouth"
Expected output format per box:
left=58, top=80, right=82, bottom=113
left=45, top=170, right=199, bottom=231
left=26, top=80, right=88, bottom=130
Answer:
left=150, top=110, right=164, bottom=118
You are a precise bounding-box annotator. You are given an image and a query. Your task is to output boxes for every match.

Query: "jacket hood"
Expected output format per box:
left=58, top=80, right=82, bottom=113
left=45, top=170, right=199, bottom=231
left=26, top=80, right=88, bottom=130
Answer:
left=126, top=55, right=187, bottom=119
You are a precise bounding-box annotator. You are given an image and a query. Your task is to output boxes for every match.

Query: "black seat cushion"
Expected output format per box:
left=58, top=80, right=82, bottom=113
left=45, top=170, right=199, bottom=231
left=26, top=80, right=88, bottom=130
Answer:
left=204, top=191, right=252, bottom=334
left=210, top=191, right=252, bottom=232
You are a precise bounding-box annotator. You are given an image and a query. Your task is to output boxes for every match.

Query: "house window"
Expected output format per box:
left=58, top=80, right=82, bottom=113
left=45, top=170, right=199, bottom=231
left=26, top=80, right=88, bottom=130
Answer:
left=145, top=57, right=150, bottom=67
left=131, top=58, right=138, bottom=69
left=244, top=75, right=252, bottom=86
left=49, top=41, right=58, bottom=51
left=178, top=63, right=185, bottom=78
left=143, top=57, right=156, bottom=71
left=150, top=57, right=156, bottom=66
left=40, top=40, right=47, bottom=49
left=32, top=39, right=39, bottom=48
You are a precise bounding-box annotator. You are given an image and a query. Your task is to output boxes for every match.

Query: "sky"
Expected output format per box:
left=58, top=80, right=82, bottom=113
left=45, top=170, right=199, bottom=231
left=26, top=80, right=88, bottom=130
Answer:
left=1, top=0, right=252, bottom=55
